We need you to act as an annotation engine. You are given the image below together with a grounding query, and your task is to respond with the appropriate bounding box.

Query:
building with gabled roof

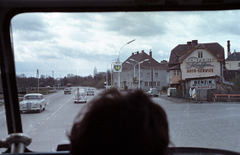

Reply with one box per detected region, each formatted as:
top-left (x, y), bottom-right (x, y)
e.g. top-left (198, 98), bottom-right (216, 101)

top-left (169, 40), bottom-right (225, 100)
top-left (224, 40), bottom-right (240, 81)
top-left (226, 50), bottom-right (240, 70)
top-left (112, 50), bottom-right (169, 91)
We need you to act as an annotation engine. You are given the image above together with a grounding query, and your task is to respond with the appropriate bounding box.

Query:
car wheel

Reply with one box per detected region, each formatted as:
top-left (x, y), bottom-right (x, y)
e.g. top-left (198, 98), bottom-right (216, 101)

top-left (38, 106), bottom-right (42, 113)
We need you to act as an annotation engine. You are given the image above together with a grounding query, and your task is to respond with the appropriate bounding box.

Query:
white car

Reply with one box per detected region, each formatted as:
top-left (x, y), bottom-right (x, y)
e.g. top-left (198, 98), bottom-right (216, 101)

top-left (86, 88), bottom-right (94, 96)
top-left (74, 88), bottom-right (87, 103)
top-left (19, 93), bottom-right (46, 113)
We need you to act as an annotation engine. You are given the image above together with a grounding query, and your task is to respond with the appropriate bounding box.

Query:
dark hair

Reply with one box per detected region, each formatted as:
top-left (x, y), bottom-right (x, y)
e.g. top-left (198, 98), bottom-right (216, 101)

top-left (69, 89), bottom-right (169, 155)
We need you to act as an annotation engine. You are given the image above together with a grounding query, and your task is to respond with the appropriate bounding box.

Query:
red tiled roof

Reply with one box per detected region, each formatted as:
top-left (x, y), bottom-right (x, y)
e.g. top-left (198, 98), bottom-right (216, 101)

top-left (122, 50), bottom-right (168, 70)
top-left (169, 41), bottom-right (225, 66)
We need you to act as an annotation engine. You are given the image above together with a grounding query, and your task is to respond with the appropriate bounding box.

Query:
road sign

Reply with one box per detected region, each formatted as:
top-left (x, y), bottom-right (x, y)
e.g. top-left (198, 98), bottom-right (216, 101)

top-left (112, 62), bottom-right (122, 72)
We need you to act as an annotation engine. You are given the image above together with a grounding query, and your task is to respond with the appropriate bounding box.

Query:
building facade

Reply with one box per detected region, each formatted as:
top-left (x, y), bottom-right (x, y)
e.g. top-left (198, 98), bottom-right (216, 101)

top-left (112, 50), bottom-right (169, 92)
top-left (225, 51), bottom-right (240, 70)
top-left (169, 40), bottom-right (225, 100)
top-left (224, 40), bottom-right (240, 81)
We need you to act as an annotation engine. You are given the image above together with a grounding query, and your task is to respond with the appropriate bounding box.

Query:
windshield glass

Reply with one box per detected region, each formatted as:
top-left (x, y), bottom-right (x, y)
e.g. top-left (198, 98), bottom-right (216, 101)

top-left (24, 95), bottom-right (40, 100)
top-left (1, 10), bottom-right (239, 153)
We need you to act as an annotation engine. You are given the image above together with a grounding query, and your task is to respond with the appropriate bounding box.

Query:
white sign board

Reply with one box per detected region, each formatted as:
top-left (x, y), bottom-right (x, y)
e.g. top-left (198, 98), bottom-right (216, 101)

top-left (190, 79), bottom-right (216, 89)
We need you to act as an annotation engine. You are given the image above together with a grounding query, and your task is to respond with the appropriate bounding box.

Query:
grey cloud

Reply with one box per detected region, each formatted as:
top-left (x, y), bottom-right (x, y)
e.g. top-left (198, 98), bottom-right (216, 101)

top-left (193, 11), bottom-right (240, 36)
top-left (12, 13), bottom-right (57, 42)
top-left (104, 13), bottom-right (166, 37)
top-left (12, 13), bottom-right (47, 32)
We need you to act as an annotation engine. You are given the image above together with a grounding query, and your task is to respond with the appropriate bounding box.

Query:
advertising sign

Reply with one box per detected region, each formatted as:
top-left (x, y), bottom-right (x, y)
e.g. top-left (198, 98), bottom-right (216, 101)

top-left (192, 88), bottom-right (196, 98)
top-left (112, 62), bottom-right (122, 72)
top-left (186, 56), bottom-right (214, 73)
top-left (190, 79), bottom-right (216, 89)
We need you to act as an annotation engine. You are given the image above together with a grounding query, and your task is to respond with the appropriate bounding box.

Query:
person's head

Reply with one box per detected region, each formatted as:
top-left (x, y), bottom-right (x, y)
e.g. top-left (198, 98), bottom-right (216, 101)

top-left (69, 89), bottom-right (169, 155)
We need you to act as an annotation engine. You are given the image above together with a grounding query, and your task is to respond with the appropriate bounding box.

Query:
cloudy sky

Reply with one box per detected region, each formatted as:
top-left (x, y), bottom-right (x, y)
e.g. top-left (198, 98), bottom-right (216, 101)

top-left (11, 10), bottom-right (240, 78)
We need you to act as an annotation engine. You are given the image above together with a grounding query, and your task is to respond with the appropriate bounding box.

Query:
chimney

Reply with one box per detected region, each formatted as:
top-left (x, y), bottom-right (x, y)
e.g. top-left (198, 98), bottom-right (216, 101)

top-left (132, 53), bottom-right (134, 55)
top-left (142, 50), bottom-right (144, 53)
top-left (192, 40), bottom-right (198, 48)
top-left (187, 41), bottom-right (192, 50)
top-left (149, 49), bottom-right (152, 57)
top-left (137, 51), bottom-right (139, 54)
top-left (227, 40), bottom-right (231, 57)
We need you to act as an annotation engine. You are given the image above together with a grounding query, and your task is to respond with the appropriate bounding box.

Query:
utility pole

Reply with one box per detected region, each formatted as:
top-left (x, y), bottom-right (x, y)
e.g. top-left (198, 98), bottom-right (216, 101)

top-left (37, 69), bottom-right (39, 92)
top-left (52, 71), bottom-right (54, 88)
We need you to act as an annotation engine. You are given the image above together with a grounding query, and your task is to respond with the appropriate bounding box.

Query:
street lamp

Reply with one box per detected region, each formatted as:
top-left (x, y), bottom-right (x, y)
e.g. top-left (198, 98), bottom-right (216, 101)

top-left (118, 39), bottom-right (135, 61)
top-left (116, 39), bottom-right (135, 89)
top-left (106, 59), bottom-right (117, 89)
top-left (126, 61), bottom-right (138, 89)
top-left (130, 58), bottom-right (149, 89)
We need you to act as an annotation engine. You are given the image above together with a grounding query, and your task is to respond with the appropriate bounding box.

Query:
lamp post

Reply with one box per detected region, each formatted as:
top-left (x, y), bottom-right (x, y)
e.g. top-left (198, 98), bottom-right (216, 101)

top-left (116, 39), bottom-right (135, 89)
top-left (126, 61), bottom-right (138, 89)
top-left (106, 59), bottom-right (117, 89)
top-left (130, 58), bottom-right (149, 89)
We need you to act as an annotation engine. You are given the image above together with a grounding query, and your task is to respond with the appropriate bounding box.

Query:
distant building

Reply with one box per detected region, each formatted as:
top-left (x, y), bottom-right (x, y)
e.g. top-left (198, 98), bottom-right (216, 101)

top-left (112, 50), bottom-right (169, 91)
top-left (224, 40), bottom-right (240, 80)
top-left (169, 40), bottom-right (225, 100)
top-left (225, 52), bottom-right (240, 71)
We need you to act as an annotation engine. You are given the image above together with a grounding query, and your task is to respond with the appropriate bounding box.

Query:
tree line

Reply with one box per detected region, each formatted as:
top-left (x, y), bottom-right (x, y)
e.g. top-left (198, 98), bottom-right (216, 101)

top-left (15, 70), bottom-right (111, 91)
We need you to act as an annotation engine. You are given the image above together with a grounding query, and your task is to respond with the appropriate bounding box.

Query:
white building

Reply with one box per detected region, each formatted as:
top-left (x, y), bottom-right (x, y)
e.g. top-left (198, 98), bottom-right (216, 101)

top-left (169, 40), bottom-right (225, 100)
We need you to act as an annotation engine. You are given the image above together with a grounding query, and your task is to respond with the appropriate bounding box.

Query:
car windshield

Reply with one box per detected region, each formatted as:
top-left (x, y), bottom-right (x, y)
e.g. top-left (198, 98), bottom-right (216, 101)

top-left (24, 95), bottom-right (40, 100)
top-left (1, 10), bottom-right (240, 153)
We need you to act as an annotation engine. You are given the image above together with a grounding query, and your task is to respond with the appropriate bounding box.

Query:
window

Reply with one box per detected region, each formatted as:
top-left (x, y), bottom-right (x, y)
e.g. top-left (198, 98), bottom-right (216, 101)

top-left (238, 62), bottom-right (240, 67)
top-left (173, 70), bottom-right (180, 76)
top-left (149, 82), bottom-right (152, 86)
top-left (4, 8), bottom-right (240, 154)
top-left (155, 73), bottom-right (158, 77)
top-left (153, 82), bottom-right (156, 87)
top-left (198, 51), bottom-right (203, 58)
top-left (145, 82), bottom-right (148, 86)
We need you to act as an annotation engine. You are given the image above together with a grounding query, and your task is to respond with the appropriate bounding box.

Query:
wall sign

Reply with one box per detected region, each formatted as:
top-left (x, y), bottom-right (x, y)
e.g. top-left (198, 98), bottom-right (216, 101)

top-left (190, 79), bottom-right (216, 89)
top-left (187, 69), bottom-right (213, 73)
top-left (186, 57), bottom-right (214, 69)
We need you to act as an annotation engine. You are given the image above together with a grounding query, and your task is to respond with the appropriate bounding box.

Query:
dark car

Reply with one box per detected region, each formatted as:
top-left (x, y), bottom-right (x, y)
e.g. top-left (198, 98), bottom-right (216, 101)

top-left (147, 88), bottom-right (159, 97)
top-left (64, 88), bottom-right (71, 94)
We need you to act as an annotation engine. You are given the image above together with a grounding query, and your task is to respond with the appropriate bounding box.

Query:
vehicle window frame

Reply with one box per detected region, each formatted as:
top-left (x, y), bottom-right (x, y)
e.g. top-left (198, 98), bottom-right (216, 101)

top-left (1, 0), bottom-right (240, 154)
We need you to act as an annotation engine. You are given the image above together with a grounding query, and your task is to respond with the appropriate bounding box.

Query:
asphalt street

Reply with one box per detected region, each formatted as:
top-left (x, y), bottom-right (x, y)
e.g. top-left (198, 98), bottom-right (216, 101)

top-left (0, 89), bottom-right (240, 153)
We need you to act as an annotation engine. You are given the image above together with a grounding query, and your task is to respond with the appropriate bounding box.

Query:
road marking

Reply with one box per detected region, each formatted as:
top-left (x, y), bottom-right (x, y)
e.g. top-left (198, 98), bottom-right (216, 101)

top-left (30, 96), bottom-right (74, 134)
top-left (226, 108), bottom-right (240, 111)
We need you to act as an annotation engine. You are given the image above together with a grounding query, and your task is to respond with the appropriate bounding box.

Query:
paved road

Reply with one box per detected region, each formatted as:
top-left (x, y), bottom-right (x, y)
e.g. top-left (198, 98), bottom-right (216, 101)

top-left (152, 96), bottom-right (240, 153)
top-left (1, 90), bottom-right (240, 153)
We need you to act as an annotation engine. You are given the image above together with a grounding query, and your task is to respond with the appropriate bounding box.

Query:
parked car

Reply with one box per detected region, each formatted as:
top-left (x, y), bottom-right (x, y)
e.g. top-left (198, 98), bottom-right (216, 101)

top-left (74, 88), bottom-right (87, 103)
top-left (19, 93), bottom-right (46, 113)
top-left (147, 88), bottom-right (159, 97)
top-left (64, 88), bottom-right (71, 94)
top-left (86, 88), bottom-right (94, 96)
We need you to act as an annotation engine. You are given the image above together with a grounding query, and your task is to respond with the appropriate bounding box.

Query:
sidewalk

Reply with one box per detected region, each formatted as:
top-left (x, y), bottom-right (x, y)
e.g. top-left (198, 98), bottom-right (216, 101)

top-left (158, 94), bottom-right (206, 103)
